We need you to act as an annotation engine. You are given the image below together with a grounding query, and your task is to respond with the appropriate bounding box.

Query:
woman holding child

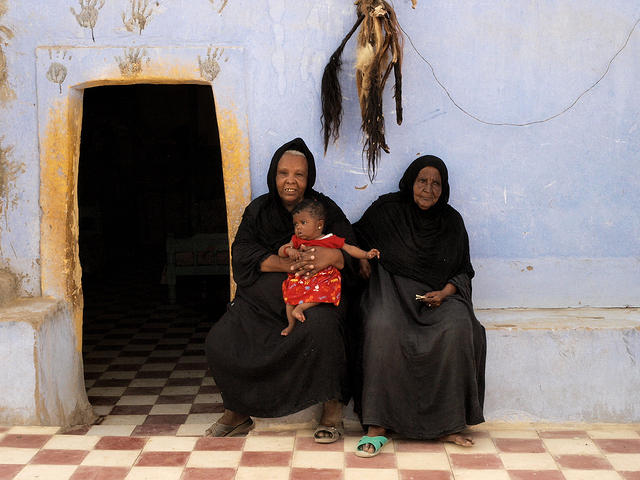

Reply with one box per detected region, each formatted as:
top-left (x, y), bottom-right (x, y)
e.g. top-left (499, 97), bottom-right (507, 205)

top-left (353, 155), bottom-right (486, 456)
top-left (204, 137), bottom-right (356, 441)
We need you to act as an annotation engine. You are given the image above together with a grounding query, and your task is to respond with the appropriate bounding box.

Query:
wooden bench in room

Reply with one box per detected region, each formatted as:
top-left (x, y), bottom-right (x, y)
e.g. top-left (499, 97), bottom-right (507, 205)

top-left (165, 233), bottom-right (230, 304)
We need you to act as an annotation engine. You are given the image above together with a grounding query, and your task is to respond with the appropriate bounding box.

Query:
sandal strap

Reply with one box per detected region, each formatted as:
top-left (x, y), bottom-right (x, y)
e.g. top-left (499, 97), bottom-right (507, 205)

top-left (356, 435), bottom-right (388, 452)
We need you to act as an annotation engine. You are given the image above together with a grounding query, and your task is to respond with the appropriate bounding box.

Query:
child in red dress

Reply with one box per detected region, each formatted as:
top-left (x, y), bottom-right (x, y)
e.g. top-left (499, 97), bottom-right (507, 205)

top-left (278, 199), bottom-right (379, 336)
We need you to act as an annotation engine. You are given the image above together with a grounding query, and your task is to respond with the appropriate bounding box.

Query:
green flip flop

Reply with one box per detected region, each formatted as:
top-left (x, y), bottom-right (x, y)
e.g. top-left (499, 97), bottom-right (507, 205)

top-left (355, 435), bottom-right (389, 457)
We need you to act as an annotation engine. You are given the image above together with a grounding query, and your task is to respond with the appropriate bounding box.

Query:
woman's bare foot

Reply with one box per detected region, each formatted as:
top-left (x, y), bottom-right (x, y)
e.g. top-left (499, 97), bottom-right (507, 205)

top-left (358, 425), bottom-right (388, 454)
top-left (439, 433), bottom-right (474, 447)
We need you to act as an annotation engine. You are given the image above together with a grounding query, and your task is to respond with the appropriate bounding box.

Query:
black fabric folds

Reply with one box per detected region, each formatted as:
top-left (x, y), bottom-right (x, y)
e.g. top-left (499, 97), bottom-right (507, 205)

top-left (352, 156), bottom-right (486, 439)
top-left (205, 138), bottom-right (356, 418)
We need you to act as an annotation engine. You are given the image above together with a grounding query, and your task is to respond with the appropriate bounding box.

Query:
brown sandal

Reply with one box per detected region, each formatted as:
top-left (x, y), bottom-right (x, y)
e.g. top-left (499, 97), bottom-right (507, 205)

top-left (313, 423), bottom-right (344, 444)
top-left (205, 418), bottom-right (254, 437)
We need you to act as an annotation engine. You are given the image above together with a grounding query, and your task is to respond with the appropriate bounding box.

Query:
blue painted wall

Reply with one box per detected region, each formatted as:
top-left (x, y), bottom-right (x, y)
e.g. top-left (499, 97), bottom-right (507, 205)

top-left (0, 0), bottom-right (638, 308)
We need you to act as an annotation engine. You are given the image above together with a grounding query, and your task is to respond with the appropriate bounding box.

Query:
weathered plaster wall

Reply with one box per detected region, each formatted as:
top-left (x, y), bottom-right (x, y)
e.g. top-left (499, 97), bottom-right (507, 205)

top-left (0, 0), bottom-right (638, 308)
top-left (0, 298), bottom-right (93, 425)
top-left (479, 308), bottom-right (640, 422)
top-left (0, 319), bottom-right (36, 421)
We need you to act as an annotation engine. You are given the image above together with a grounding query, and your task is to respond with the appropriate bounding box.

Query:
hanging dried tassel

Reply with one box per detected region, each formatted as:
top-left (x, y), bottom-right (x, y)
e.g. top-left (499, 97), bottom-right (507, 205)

top-left (321, 14), bottom-right (365, 154)
top-left (355, 0), bottom-right (403, 179)
top-left (361, 59), bottom-right (389, 181)
top-left (320, 0), bottom-right (404, 180)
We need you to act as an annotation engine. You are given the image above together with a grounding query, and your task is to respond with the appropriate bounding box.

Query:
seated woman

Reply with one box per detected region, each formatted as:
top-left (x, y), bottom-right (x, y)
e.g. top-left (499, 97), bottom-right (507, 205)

top-left (352, 155), bottom-right (486, 457)
top-left (204, 138), bottom-right (356, 442)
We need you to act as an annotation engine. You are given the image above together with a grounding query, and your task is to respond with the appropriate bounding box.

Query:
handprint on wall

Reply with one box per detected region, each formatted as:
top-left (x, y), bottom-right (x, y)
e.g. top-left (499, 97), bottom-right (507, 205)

top-left (122, 0), bottom-right (153, 35)
top-left (115, 47), bottom-right (150, 77)
top-left (209, 0), bottom-right (229, 14)
top-left (70, 0), bottom-right (105, 42)
top-left (46, 50), bottom-right (71, 94)
top-left (198, 47), bottom-right (225, 82)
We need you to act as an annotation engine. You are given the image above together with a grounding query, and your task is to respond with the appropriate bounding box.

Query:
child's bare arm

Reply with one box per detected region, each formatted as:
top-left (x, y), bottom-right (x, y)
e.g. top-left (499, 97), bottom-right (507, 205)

top-left (279, 242), bottom-right (302, 260)
top-left (278, 242), bottom-right (294, 258)
top-left (342, 243), bottom-right (380, 260)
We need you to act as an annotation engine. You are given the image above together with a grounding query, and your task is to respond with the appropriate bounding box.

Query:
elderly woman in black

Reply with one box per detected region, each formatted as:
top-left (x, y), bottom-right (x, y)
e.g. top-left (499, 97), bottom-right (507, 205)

top-left (353, 155), bottom-right (486, 456)
top-left (204, 138), bottom-right (355, 442)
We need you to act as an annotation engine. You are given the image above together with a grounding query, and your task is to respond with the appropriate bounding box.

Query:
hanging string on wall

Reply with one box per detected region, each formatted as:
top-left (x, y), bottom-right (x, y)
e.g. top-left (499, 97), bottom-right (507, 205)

top-left (398, 15), bottom-right (640, 127)
top-left (321, 0), bottom-right (408, 181)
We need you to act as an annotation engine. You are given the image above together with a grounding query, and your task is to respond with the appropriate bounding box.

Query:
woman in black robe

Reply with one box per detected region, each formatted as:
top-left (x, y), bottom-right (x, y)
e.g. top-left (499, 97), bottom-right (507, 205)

top-left (353, 155), bottom-right (486, 456)
top-left (204, 138), bottom-right (356, 441)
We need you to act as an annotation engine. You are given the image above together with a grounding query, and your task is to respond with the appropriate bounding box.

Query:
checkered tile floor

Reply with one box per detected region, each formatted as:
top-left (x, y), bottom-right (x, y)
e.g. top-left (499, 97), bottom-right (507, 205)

top-left (2, 274), bottom-right (640, 478)
top-left (81, 271), bottom-right (227, 437)
top-left (1, 425), bottom-right (639, 479)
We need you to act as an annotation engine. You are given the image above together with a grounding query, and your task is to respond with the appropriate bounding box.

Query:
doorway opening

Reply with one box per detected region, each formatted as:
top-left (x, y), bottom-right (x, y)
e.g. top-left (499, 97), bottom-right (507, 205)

top-left (78, 84), bottom-right (228, 434)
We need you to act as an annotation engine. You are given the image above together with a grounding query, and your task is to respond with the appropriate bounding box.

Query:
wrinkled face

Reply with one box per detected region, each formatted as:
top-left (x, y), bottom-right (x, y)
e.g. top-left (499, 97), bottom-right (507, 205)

top-left (413, 166), bottom-right (442, 210)
top-left (293, 210), bottom-right (324, 241)
top-left (276, 153), bottom-right (308, 211)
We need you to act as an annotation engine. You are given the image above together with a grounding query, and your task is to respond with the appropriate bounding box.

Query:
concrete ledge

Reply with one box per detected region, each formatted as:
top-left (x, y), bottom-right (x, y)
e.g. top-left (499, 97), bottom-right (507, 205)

top-left (264, 308), bottom-right (640, 428)
top-left (0, 297), bottom-right (95, 426)
top-left (479, 307), bottom-right (640, 423)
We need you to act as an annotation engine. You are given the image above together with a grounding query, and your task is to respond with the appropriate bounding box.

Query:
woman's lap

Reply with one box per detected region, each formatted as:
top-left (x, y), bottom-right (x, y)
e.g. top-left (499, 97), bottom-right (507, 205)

top-left (360, 268), bottom-right (484, 438)
top-left (205, 293), bottom-right (349, 417)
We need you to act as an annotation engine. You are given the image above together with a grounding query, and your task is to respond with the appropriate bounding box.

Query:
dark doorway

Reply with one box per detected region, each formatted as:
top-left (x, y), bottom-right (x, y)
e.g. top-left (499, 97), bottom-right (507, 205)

top-left (77, 85), bottom-right (229, 430)
top-left (78, 84), bottom-right (229, 307)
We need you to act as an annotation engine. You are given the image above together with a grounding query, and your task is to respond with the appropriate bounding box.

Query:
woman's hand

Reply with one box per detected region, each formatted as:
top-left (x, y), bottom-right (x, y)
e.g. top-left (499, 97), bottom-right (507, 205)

top-left (290, 245), bottom-right (344, 277)
top-left (419, 283), bottom-right (457, 308)
top-left (420, 290), bottom-right (447, 307)
top-left (359, 259), bottom-right (372, 279)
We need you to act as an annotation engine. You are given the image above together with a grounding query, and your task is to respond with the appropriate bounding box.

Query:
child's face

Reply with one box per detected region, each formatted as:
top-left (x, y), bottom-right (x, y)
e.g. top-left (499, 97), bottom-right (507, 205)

top-left (293, 210), bottom-right (324, 240)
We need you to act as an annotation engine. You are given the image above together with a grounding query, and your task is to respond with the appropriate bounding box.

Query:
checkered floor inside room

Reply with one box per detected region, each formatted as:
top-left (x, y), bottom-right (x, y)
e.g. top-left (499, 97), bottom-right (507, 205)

top-left (79, 270), bottom-right (229, 437)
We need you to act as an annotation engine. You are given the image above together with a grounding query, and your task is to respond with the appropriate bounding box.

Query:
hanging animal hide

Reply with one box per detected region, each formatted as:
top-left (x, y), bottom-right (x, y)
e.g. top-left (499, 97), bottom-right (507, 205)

top-left (321, 0), bottom-right (404, 181)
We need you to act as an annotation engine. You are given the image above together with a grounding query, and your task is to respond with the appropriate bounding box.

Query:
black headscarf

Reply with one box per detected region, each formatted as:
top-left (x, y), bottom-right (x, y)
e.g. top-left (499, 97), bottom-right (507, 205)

top-left (354, 155), bottom-right (474, 290)
top-left (398, 155), bottom-right (450, 213)
top-left (232, 138), bottom-right (355, 287)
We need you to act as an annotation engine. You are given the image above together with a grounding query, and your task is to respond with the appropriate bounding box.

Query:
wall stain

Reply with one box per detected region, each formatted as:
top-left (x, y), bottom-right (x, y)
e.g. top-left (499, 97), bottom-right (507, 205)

top-left (122, 0), bottom-right (153, 35)
top-left (0, 138), bottom-right (24, 228)
top-left (198, 47), bottom-right (225, 82)
top-left (40, 98), bottom-right (84, 350)
top-left (209, 0), bottom-right (229, 14)
top-left (0, 0), bottom-right (14, 103)
top-left (216, 107), bottom-right (251, 297)
top-left (70, 0), bottom-right (105, 42)
top-left (46, 50), bottom-right (71, 94)
top-left (115, 47), bottom-right (150, 77)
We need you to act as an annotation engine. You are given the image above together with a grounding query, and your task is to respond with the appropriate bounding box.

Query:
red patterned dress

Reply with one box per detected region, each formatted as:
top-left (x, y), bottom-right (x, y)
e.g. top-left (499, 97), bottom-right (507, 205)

top-left (282, 233), bottom-right (345, 306)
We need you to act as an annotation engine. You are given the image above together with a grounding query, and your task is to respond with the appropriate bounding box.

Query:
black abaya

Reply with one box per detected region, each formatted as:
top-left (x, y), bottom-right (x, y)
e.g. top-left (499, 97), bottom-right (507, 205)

top-left (354, 156), bottom-right (486, 438)
top-left (205, 138), bottom-right (355, 417)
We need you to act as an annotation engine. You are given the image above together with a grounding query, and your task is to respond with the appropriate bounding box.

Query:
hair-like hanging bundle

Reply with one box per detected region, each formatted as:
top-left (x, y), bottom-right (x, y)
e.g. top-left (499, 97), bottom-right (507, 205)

top-left (320, 0), bottom-right (404, 181)
top-left (321, 14), bottom-right (364, 154)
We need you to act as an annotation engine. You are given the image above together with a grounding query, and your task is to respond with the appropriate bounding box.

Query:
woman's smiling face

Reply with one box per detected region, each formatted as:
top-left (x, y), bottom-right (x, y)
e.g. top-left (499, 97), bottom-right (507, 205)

top-left (413, 166), bottom-right (442, 210)
top-left (276, 152), bottom-right (308, 211)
